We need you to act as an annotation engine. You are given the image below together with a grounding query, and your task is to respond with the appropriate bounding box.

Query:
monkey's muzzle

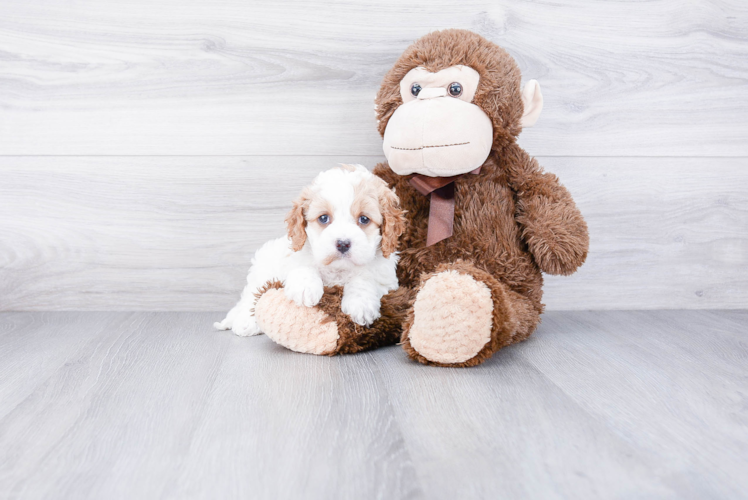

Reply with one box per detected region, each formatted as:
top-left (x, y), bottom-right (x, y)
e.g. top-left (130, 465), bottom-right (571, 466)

top-left (383, 94), bottom-right (493, 177)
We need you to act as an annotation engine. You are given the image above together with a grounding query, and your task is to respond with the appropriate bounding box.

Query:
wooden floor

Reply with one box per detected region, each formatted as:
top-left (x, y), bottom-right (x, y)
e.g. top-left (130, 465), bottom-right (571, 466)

top-left (1, 310), bottom-right (746, 499)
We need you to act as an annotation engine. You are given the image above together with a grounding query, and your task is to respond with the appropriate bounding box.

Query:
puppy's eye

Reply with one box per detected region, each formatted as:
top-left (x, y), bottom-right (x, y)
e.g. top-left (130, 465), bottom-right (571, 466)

top-left (358, 215), bottom-right (370, 225)
top-left (448, 82), bottom-right (463, 97)
top-left (318, 214), bottom-right (330, 224)
top-left (410, 83), bottom-right (422, 97)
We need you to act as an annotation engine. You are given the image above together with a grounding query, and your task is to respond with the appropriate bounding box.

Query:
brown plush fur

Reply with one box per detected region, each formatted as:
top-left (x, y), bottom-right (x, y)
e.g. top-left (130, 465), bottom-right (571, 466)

top-left (370, 29), bottom-right (588, 366)
top-left (254, 29), bottom-right (588, 367)
top-left (318, 285), bottom-right (414, 355)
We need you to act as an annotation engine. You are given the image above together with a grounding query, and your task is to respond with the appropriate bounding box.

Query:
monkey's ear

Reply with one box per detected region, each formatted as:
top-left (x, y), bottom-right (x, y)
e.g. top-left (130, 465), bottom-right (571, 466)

top-left (520, 80), bottom-right (543, 128)
top-left (285, 188), bottom-right (311, 252)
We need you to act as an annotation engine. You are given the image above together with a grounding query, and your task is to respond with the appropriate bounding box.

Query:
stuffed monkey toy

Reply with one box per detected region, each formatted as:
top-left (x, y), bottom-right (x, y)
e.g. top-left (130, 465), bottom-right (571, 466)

top-left (253, 29), bottom-right (589, 367)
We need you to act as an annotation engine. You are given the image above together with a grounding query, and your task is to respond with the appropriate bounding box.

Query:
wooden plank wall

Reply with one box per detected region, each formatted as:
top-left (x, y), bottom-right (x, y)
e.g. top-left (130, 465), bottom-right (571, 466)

top-left (1, 0), bottom-right (746, 311)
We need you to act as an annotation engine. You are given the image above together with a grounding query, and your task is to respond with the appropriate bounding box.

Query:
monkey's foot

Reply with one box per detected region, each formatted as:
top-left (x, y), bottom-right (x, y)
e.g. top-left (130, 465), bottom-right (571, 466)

top-left (254, 282), bottom-right (405, 356)
top-left (254, 282), bottom-right (339, 355)
top-left (403, 262), bottom-right (516, 366)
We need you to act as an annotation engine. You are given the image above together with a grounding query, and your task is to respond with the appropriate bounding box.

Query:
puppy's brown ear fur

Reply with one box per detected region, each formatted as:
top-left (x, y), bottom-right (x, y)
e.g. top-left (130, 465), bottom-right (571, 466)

top-left (285, 187), bottom-right (312, 252)
top-left (378, 184), bottom-right (406, 258)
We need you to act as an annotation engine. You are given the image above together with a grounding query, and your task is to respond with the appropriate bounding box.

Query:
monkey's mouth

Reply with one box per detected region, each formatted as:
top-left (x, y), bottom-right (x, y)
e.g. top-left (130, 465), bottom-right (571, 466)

top-left (390, 141), bottom-right (470, 151)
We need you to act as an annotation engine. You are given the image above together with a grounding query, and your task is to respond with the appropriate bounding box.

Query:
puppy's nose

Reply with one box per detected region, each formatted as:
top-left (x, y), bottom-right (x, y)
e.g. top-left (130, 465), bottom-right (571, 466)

top-left (336, 239), bottom-right (351, 254)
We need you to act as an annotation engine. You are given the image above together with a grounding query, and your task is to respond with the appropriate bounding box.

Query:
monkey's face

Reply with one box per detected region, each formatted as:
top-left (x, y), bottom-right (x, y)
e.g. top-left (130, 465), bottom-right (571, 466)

top-left (382, 65), bottom-right (493, 177)
top-left (376, 30), bottom-right (545, 179)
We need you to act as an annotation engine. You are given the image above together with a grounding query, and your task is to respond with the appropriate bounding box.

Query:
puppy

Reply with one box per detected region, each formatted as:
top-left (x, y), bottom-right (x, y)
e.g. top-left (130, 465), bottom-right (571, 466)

top-left (215, 164), bottom-right (405, 337)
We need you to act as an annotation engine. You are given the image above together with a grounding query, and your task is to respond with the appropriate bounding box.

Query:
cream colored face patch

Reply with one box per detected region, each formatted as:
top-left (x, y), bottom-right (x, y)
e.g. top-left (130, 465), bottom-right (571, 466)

top-left (383, 65), bottom-right (493, 177)
top-left (399, 65), bottom-right (481, 104)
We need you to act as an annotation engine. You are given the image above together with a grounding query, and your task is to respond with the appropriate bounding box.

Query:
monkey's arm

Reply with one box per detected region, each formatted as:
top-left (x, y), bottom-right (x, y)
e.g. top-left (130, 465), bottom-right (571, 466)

top-left (503, 147), bottom-right (589, 276)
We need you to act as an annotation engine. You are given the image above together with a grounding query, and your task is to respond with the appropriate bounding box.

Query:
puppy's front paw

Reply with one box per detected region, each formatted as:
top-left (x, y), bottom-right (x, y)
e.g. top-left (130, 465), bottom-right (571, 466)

top-left (341, 294), bottom-right (381, 326)
top-left (284, 272), bottom-right (324, 307)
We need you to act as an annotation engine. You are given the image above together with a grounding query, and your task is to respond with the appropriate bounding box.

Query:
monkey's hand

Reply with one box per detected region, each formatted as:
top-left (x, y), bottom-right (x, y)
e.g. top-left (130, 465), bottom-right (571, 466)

top-left (514, 172), bottom-right (589, 276)
top-left (502, 146), bottom-right (589, 276)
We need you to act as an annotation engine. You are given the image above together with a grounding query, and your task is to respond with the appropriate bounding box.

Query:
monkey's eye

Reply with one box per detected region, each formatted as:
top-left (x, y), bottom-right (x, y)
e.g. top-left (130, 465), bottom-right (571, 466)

top-left (358, 215), bottom-right (370, 225)
top-left (410, 83), bottom-right (422, 97)
top-left (318, 214), bottom-right (330, 224)
top-left (448, 82), bottom-right (463, 97)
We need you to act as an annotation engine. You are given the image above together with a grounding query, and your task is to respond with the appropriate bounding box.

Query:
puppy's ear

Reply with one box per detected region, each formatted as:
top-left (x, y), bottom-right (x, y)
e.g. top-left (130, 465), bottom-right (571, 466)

top-left (377, 183), bottom-right (406, 258)
top-left (285, 187), bottom-right (311, 252)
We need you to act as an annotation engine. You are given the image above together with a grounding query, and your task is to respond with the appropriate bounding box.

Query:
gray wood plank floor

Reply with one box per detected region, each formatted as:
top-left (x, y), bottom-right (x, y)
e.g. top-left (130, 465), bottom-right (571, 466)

top-left (1, 311), bottom-right (746, 499)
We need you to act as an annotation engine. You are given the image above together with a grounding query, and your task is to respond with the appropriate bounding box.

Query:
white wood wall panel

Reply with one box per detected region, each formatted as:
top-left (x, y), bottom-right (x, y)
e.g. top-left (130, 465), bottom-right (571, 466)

top-left (1, 157), bottom-right (746, 311)
top-left (1, 0), bottom-right (745, 311)
top-left (0, 0), bottom-right (746, 156)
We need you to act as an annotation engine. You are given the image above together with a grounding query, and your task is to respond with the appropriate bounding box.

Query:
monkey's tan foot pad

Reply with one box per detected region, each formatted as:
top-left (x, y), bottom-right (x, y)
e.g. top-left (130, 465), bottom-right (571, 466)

top-left (254, 287), bottom-right (339, 355)
top-left (404, 270), bottom-right (494, 366)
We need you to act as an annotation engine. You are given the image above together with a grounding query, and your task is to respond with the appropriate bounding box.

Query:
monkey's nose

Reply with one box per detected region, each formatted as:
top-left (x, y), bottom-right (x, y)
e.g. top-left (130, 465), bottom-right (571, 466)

top-left (335, 239), bottom-right (351, 254)
top-left (417, 87), bottom-right (447, 100)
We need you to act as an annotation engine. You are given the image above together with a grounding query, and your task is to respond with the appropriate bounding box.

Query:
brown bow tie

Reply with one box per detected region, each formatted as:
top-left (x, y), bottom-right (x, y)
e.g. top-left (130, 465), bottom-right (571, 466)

top-left (409, 167), bottom-right (482, 246)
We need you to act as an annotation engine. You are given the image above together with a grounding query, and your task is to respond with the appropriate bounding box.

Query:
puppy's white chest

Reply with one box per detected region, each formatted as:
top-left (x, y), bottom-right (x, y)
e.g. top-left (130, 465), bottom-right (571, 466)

top-left (319, 265), bottom-right (358, 286)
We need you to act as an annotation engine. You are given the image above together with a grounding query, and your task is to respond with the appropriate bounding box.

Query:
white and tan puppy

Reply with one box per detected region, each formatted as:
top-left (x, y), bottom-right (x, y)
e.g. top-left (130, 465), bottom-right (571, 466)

top-left (215, 164), bottom-right (405, 337)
